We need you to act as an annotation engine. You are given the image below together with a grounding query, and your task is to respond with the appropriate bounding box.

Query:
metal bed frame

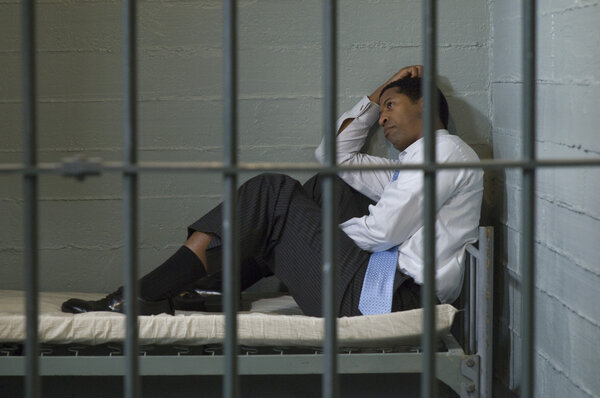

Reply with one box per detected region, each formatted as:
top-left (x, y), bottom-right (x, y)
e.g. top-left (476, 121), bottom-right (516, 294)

top-left (0, 226), bottom-right (493, 398)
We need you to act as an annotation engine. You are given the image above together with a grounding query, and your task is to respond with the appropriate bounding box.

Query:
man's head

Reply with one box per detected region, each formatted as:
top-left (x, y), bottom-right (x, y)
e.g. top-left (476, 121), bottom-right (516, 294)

top-left (377, 77), bottom-right (449, 151)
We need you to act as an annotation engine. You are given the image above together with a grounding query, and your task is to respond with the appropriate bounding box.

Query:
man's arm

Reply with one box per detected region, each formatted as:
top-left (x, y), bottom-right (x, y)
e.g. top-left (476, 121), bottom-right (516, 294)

top-left (315, 65), bottom-right (425, 200)
top-left (314, 96), bottom-right (393, 201)
top-left (340, 138), bottom-right (482, 252)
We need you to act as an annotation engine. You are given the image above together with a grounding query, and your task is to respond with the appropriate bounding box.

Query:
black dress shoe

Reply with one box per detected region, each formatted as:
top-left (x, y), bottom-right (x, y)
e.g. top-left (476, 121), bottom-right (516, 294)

top-left (172, 288), bottom-right (251, 312)
top-left (172, 289), bottom-right (224, 312)
top-left (61, 287), bottom-right (174, 315)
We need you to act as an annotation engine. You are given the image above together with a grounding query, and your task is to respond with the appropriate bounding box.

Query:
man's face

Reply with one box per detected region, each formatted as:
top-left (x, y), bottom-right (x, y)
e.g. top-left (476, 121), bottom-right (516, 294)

top-left (378, 89), bottom-right (423, 151)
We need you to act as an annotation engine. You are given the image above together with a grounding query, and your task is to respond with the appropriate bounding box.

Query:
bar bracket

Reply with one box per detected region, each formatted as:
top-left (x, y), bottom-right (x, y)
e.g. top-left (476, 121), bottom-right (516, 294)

top-left (460, 355), bottom-right (480, 398)
top-left (60, 155), bottom-right (102, 180)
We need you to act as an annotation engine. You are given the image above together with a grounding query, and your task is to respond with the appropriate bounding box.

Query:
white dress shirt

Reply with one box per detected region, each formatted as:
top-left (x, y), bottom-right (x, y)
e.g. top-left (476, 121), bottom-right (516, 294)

top-left (315, 96), bottom-right (483, 303)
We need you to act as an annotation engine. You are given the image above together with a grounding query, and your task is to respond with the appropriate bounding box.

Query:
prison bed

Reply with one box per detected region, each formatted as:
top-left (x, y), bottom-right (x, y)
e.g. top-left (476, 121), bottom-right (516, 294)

top-left (0, 227), bottom-right (492, 398)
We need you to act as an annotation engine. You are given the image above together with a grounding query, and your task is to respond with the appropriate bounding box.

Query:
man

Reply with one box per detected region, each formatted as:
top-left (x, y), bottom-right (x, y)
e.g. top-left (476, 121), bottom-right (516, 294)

top-left (62, 65), bottom-right (483, 317)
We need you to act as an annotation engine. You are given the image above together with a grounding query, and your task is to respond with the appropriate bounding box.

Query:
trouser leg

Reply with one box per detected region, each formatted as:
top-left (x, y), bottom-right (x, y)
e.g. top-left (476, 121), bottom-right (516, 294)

top-left (301, 173), bottom-right (377, 223)
top-left (187, 173), bottom-right (372, 317)
top-left (185, 254), bottom-right (274, 293)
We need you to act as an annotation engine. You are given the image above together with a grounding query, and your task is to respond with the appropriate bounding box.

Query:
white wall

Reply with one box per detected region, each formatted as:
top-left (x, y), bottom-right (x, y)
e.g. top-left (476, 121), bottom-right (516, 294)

top-left (490, 0), bottom-right (600, 396)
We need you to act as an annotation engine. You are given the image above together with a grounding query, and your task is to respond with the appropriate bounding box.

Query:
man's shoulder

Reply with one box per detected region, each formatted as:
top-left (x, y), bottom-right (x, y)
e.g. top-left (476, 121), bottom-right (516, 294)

top-left (436, 132), bottom-right (480, 162)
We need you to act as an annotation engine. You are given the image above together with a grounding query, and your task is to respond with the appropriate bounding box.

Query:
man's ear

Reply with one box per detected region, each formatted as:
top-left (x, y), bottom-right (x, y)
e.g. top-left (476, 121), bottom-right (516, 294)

top-left (416, 98), bottom-right (425, 121)
top-left (417, 97), bottom-right (424, 115)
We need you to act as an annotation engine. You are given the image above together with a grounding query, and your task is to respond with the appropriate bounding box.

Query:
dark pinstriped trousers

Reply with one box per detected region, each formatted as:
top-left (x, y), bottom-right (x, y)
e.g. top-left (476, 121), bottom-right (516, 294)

top-left (188, 173), bottom-right (421, 317)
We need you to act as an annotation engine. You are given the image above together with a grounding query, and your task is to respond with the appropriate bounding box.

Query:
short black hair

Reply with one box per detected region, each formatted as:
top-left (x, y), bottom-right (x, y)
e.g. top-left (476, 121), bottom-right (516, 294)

top-left (379, 77), bottom-right (449, 128)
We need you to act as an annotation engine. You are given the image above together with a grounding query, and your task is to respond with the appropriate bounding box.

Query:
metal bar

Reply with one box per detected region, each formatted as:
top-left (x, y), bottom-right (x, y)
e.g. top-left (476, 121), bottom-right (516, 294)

top-left (468, 254), bottom-right (476, 355)
top-left (223, 1), bottom-right (239, 397)
top-left (1, 353), bottom-right (470, 396)
top-left (0, 351), bottom-right (467, 376)
top-left (521, 0), bottom-right (537, 397)
top-left (122, 1), bottom-right (139, 397)
top-left (461, 254), bottom-right (470, 354)
top-left (2, 158), bottom-right (600, 175)
top-left (422, 0), bottom-right (438, 397)
top-left (22, 0), bottom-right (40, 397)
top-left (477, 227), bottom-right (494, 398)
top-left (322, 1), bottom-right (339, 398)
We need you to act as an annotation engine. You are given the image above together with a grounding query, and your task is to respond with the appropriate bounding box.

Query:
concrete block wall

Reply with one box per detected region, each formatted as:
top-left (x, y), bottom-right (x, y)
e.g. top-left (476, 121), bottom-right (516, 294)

top-left (490, 0), bottom-right (600, 397)
top-left (1, 0), bottom-right (490, 293)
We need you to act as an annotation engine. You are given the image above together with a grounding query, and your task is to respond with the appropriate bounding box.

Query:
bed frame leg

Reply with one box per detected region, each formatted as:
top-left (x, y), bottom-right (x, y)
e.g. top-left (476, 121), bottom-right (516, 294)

top-left (476, 226), bottom-right (494, 398)
top-left (460, 356), bottom-right (480, 397)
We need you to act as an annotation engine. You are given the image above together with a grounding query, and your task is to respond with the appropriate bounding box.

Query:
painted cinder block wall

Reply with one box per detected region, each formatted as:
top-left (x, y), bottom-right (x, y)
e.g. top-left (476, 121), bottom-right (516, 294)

top-left (489, 0), bottom-right (600, 397)
top-left (0, 0), bottom-right (491, 293)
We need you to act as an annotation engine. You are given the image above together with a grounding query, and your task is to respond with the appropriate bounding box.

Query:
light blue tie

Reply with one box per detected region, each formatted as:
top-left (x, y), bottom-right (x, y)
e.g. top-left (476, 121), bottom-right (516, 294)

top-left (358, 170), bottom-right (400, 315)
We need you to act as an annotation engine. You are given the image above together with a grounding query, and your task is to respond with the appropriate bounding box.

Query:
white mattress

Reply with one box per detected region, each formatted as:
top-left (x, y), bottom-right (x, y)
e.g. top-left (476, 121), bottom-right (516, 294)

top-left (0, 290), bottom-right (457, 347)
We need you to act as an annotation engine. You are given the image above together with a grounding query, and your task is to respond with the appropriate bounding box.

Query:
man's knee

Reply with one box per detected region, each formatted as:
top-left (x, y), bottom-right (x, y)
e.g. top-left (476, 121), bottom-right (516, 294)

top-left (244, 173), bottom-right (298, 190)
top-left (302, 173), bottom-right (346, 193)
top-left (302, 174), bottom-right (320, 191)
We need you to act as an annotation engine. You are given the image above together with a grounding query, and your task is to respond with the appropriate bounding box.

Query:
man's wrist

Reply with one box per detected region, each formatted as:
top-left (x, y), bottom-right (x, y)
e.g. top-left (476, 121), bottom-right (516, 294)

top-left (368, 82), bottom-right (389, 105)
top-left (367, 93), bottom-right (378, 104)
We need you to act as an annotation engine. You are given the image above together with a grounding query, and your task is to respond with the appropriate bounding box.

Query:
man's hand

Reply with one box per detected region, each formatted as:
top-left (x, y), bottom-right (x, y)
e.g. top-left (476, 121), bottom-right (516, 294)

top-left (337, 65), bottom-right (423, 136)
top-left (368, 65), bottom-right (423, 105)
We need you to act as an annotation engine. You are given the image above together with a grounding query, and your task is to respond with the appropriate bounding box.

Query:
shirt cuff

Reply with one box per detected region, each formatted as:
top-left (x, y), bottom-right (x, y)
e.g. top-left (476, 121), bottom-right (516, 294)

top-left (339, 216), bottom-right (372, 251)
top-left (335, 96), bottom-right (380, 131)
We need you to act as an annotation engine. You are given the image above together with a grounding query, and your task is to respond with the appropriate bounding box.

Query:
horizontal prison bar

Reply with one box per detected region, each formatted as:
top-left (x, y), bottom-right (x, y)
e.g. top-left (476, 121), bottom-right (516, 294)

top-left (1, 158), bottom-right (599, 177)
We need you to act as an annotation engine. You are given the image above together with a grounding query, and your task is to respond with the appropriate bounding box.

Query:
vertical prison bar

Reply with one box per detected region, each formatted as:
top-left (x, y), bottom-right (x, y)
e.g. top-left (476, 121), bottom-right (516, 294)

top-left (223, 1), bottom-right (240, 397)
top-left (521, 0), bottom-right (537, 397)
top-left (122, 0), bottom-right (140, 397)
top-left (22, 1), bottom-right (40, 397)
top-left (322, 1), bottom-right (339, 398)
top-left (422, 0), bottom-right (438, 397)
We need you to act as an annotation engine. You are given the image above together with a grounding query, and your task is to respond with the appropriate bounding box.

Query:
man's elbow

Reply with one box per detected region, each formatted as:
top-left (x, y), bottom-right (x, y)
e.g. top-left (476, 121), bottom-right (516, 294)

top-left (314, 146), bottom-right (325, 164)
top-left (361, 222), bottom-right (399, 251)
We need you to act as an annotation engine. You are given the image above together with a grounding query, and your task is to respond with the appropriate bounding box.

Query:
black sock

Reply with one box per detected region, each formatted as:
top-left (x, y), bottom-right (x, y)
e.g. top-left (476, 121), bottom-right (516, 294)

top-left (139, 246), bottom-right (207, 301)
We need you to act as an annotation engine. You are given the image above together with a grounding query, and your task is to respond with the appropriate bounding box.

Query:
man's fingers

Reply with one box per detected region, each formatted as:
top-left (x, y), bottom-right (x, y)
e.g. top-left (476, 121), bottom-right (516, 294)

top-left (392, 65), bottom-right (423, 81)
top-left (396, 69), bottom-right (412, 79)
top-left (405, 65), bottom-right (422, 78)
top-left (372, 65), bottom-right (425, 103)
